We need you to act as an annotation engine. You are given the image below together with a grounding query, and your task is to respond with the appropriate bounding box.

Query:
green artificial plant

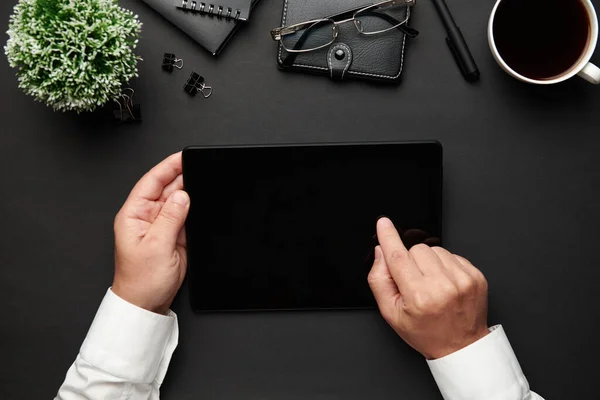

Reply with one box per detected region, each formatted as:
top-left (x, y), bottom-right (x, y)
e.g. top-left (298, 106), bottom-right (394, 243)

top-left (4, 0), bottom-right (142, 113)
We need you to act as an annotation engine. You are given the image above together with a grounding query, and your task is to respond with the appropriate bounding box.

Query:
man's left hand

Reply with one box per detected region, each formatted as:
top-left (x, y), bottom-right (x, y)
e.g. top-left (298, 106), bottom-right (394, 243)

top-left (112, 152), bottom-right (190, 315)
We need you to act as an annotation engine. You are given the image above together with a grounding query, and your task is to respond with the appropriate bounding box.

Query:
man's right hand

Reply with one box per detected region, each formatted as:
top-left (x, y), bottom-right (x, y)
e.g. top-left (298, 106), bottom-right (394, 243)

top-left (368, 217), bottom-right (490, 360)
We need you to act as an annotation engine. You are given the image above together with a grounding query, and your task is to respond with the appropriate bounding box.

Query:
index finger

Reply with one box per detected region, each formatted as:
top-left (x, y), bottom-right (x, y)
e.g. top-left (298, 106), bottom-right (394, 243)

top-left (128, 152), bottom-right (183, 201)
top-left (376, 217), bottom-right (423, 292)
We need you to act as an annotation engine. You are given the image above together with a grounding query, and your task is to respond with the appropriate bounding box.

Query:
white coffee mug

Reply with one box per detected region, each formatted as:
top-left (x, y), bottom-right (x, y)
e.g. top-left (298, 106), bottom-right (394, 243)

top-left (488, 0), bottom-right (600, 84)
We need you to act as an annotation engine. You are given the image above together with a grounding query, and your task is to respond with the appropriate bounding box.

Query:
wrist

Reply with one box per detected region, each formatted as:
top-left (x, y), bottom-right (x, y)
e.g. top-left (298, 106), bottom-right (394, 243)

top-left (427, 327), bottom-right (490, 360)
top-left (111, 284), bottom-right (170, 315)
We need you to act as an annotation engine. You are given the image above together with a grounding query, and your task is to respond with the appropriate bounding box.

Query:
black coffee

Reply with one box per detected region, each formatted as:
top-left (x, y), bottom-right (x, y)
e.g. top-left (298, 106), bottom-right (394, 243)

top-left (493, 0), bottom-right (590, 80)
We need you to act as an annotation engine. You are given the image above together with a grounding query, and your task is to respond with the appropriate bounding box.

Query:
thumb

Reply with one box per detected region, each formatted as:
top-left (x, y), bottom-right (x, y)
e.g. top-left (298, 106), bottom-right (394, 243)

top-left (148, 190), bottom-right (190, 247)
top-left (368, 246), bottom-right (400, 319)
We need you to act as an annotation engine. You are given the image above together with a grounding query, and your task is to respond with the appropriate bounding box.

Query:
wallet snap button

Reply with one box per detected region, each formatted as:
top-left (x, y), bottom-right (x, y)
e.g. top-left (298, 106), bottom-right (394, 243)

top-left (327, 43), bottom-right (352, 81)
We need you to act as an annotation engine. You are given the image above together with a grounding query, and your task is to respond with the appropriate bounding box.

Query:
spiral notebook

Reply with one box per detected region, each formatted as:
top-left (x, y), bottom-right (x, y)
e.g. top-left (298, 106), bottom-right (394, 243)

top-left (174, 0), bottom-right (252, 21)
top-left (142, 0), bottom-right (258, 56)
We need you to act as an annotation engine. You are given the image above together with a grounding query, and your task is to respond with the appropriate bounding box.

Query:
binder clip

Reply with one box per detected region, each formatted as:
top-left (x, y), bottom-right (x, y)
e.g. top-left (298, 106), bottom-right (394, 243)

top-left (113, 88), bottom-right (142, 123)
top-left (184, 72), bottom-right (213, 98)
top-left (162, 53), bottom-right (184, 72)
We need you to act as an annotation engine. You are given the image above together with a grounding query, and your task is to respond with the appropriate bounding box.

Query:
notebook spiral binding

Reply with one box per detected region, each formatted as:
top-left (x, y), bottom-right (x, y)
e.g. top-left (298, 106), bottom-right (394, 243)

top-left (177, 0), bottom-right (242, 20)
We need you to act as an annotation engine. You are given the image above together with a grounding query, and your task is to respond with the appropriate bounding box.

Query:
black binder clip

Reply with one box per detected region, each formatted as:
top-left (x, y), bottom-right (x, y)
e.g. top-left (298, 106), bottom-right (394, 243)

top-left (162, 53), bottom-right (184, 72)
top-left (184, 72), bottom-right (213, 98)
top-left (113, 88), bottom-right (142, 122)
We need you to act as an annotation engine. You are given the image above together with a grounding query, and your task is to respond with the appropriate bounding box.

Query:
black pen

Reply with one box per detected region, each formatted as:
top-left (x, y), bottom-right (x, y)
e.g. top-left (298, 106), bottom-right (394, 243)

top-left (431, 0), bottom-right (480, 82)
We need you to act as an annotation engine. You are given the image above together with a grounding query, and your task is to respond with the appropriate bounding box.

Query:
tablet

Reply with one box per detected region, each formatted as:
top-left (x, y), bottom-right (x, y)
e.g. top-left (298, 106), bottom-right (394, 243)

top-left (183, 142), bottom-right (442, 312)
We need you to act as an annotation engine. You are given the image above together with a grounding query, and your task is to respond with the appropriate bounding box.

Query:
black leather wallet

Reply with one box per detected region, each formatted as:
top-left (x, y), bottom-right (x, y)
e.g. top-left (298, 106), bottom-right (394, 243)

top-left (276, 0), bottom-right (416, 82)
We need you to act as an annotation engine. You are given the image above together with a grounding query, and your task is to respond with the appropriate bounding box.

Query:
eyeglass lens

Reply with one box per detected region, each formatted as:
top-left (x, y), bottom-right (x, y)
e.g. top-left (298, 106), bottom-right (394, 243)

top-left (281, 20), bottom-right (336, 52)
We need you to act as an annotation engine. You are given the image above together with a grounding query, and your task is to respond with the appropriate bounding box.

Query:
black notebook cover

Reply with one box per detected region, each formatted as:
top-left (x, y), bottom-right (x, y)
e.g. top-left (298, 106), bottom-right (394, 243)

top-left (142, 0), bottom-right (257, 55)
top-left (174, 0), bottom-right (253, 21)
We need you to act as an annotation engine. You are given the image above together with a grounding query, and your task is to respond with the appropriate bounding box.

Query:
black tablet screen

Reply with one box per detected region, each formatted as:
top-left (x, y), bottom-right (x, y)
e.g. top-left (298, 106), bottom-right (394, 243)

top-left (183, 142), bottom-right (442, 311)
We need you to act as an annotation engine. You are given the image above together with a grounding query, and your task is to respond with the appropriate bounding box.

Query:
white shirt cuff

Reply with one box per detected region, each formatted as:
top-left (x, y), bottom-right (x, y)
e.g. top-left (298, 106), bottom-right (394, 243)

top-left (427, 325), bottom-right (531, 400)
top-left (79, 288), bottom-right (179, 384)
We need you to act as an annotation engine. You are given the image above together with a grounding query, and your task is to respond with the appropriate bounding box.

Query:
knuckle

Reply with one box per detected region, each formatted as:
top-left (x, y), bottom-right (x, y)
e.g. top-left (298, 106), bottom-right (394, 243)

top-left (412, 291), bottom-right (436, 314)
top-left (479, 273), bottom-right (489, 292)
top-left (430, 246), bottom-right (447, 254)
top-left (410, 243), bottom-right (430, 254)
top-left (467, 266), bottom-right (487, 289)
top-left (367, 270), bottom-right (378, 287)
top-left (474, 268), bottom-right (486, 281)
top-left (456, 275), bottom-right (475, 295)
top-left (440, 280), bottom-right (460, 299)
top-left (458, 254), bottom-right (473, 266)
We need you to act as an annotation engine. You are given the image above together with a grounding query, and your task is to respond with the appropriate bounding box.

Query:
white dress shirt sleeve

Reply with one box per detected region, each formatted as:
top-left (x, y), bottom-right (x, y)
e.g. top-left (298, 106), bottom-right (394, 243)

top-left (55, 289), bottom-right (179, 400)
top-left (427, 325), bottom-right (544, 400)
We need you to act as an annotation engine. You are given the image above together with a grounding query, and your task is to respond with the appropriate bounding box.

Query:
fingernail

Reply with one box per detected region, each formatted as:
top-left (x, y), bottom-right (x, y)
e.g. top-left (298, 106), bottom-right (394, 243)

top-left (377, 215), bottom-right (389, 222)
top-left (377, 217), bottom-right (393, 228)
top-left (172, 191), bottom-right (189, 206)
top-left (374, 246), bottom-right (382, 261)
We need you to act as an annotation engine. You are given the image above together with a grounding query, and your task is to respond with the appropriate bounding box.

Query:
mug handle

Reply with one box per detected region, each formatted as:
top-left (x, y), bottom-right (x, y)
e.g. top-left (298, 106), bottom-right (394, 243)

top-left (578, 62), bottom-right (600, 84)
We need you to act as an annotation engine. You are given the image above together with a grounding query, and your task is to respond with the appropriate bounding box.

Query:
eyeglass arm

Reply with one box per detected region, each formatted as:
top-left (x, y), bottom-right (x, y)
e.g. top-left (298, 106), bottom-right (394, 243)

top-left (271, 19), bottom-right (329, 40)
top-left (325, 0), bottom-right (415, 21)
top-left (371, 0), bottom-right (416, 10)
top-left (361, 10), bottom-right (419, 38)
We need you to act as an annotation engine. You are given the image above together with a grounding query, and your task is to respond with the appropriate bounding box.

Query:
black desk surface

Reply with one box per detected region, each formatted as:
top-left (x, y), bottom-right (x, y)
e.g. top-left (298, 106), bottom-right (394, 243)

top-left (1, 0), bottom-right (599, 398)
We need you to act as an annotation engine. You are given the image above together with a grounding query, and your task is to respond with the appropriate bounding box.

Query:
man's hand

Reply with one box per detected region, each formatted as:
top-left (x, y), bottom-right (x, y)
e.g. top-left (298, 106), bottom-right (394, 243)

top-left (368, 217), bottom-right (489, 360)
top-left (112, 152), bottom-right (190, 315)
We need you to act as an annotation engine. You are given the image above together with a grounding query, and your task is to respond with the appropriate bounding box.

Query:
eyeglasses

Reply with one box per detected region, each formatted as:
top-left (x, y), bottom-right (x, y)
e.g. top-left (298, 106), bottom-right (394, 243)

top-left (271, 0), bottom-right (416, 53)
